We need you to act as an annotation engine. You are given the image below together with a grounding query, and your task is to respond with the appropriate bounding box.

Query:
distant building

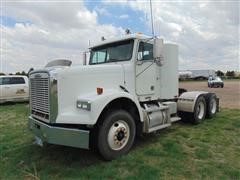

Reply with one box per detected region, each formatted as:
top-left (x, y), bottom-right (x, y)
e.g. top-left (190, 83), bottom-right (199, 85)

top-left (179, 71), bottom-right (193, 80)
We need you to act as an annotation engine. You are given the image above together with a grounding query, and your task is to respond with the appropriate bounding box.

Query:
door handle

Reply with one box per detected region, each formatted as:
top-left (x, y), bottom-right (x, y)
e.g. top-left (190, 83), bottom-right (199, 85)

top-left (4, 86), bottom-right (10, 89)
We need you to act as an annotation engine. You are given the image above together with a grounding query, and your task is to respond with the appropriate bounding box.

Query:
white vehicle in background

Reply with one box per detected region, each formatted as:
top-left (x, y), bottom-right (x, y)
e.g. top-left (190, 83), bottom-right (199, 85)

top-left (208, 76), bottom-right (224, 88)
top-left (0, 75), bottom-right (29, 103)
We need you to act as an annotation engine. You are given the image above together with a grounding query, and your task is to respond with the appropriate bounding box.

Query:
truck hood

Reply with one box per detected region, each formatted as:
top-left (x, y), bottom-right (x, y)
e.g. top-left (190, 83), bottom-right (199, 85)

top-left (57, 64), bottom-right (125, 114)
top-left (30, 66), bottom-right (69, 80)
top-left (58, 64), bottom-right (125, 83)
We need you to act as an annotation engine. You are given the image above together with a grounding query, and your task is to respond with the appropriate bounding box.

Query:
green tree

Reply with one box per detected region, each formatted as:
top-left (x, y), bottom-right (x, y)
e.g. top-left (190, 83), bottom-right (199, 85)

top-left (21, 71), bottom-right (27, 76)
top-left (216, 70), bottom-right (224, 77)
top-left (226, 71), bottom-right (235, 77)
top-left (15, 71), bottom-right (27, 76)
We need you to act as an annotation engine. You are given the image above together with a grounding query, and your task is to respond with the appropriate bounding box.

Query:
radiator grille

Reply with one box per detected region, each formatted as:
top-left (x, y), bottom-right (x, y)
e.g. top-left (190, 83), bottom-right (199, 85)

top-left (30, 73), bottom-right (50, 122)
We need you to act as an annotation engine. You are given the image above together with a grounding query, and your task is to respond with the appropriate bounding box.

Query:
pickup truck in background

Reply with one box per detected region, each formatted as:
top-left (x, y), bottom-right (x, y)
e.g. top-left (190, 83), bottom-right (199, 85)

top-left (0, 75), bottom-right (29, 103)
top-left (208, 76), bottom-right (224, 88)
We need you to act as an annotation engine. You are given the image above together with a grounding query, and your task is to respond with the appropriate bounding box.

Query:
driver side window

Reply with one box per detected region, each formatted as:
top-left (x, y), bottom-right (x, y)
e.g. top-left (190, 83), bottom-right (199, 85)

top-left (91, 50), bottom-right (106, 64)
top-left (137, 42), bottom-right (153, 61)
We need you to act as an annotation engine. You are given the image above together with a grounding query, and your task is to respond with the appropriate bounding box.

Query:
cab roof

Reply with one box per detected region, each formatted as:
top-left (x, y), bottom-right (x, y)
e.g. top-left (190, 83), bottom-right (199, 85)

top-left (90, 33), bottom-right (152, 49)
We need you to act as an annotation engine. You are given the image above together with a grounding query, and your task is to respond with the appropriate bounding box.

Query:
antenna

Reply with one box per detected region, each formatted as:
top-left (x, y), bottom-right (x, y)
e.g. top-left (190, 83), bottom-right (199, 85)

top-left (149, 0), bottom-right (155, 37)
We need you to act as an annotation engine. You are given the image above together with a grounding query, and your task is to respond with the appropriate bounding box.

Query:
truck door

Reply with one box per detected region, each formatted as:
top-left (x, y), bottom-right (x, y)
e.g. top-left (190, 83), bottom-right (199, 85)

top-left (10, 77), bottom-right (28, 99)
top-left (136, 41), bottom-right (156, 96)
top-left (0, 77), bottom-right (12, 100)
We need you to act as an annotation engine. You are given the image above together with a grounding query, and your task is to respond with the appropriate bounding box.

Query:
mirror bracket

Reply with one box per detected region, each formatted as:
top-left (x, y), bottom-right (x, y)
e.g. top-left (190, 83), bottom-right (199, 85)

top-left (153, 38), bottom-right (164, 66)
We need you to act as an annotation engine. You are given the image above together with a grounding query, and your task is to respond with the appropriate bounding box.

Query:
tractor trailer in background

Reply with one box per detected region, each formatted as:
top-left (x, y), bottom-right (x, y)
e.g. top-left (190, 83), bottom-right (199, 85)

top-left (191, 69), bottom-right (216, 80)
top-left (179, 69), bottom-right (216, 80)
top-left (28, 33), bottom-right (219, 160)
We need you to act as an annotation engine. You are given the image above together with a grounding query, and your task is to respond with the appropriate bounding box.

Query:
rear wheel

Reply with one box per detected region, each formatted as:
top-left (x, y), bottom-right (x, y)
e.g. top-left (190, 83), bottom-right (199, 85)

top-left (178, 111), bottom-right (190, 123)
top-left (206, 94), bottom-right (217, 118)
top-left (191, 96), bottom-right (206, 124)
top-left (97, 110), bottom-right (136, 160)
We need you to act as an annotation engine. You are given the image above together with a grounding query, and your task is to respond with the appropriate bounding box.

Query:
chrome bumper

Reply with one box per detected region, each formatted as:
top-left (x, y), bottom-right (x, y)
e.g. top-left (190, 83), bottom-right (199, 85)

top-left (29, 116), bottom-right (90, 149)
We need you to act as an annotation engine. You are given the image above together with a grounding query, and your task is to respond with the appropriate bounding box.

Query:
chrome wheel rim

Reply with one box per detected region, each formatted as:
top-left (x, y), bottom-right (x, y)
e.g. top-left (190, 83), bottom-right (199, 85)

top-left (210, 98), bottom-right (217, 114)
top-left (197, 101), bottom-right (205, 119)
top-left (107, 120), bottom-right (130, 151)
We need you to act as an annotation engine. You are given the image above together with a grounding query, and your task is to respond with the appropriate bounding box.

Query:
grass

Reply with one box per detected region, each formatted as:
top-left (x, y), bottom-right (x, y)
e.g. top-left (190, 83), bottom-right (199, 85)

top-left (0, 103), bottom-right (240, 179)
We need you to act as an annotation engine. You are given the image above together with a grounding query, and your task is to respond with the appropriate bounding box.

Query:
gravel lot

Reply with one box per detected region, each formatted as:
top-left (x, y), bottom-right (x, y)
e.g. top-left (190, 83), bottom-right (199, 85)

top-left (179, 80), bottom-right (240, 109)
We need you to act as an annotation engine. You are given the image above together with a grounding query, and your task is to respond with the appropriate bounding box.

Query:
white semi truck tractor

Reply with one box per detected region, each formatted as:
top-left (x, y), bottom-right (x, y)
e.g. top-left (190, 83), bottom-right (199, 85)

top-left (28, 33), bottom-right (219, 160)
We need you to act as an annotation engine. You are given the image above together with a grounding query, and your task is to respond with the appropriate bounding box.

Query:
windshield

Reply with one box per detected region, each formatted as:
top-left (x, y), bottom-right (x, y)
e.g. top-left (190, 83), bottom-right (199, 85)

top-left (210, 76), bottom-right (221, 81)
top-left (215, 77), bottom-right (221, 81)
top-left (89, 39), bottom-right (134, 65)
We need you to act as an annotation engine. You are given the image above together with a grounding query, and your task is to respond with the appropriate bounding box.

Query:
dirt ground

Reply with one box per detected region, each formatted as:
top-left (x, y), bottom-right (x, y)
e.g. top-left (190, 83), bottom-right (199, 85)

top-left (179, 80), bottom-right (240, 109)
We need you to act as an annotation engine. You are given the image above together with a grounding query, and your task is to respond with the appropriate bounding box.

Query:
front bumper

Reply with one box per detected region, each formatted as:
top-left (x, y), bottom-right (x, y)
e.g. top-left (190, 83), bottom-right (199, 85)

top-left (29, 116), bottom-right (90, 149)
top-left (212, 82), bottom-right (223, 86)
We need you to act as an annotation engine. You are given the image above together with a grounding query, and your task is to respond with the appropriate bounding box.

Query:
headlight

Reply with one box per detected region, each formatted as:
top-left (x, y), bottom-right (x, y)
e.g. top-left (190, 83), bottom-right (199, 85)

top-left (76, 100), bottom-right (91, 111)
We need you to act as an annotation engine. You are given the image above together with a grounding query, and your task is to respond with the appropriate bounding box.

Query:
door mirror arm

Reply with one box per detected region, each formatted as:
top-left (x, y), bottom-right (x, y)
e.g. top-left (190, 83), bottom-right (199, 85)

top-left (153, 38), bottom-right (164, 66)
top-left (154, 55), bottom-right (164, 66)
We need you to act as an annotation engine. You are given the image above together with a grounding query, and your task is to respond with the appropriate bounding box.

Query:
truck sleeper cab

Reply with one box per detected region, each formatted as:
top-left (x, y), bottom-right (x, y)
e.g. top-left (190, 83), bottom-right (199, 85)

top-left (28, 34), bottom-right (219, 160)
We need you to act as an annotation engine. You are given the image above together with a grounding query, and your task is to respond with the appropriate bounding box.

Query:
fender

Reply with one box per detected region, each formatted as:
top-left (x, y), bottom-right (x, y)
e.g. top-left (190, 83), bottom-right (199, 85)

top-left (56, 89), bottom-right (143, 125)
top-left (177, 91), bottom-right (208, 113)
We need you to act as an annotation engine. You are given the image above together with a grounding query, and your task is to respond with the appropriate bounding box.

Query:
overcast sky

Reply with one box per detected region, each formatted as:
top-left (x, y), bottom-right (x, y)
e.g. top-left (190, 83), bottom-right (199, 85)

top-left (0, 0), bottom-right (239, 73)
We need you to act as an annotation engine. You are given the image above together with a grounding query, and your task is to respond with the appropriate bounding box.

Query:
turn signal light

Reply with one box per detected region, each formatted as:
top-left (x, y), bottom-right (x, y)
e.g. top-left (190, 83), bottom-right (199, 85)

top-left (97, 87), bottom-right (103, 95)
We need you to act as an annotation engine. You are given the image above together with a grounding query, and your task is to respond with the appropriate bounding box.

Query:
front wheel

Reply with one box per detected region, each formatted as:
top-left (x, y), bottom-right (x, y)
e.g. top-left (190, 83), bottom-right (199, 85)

top-left (97, 110), bottom-right (136, 160)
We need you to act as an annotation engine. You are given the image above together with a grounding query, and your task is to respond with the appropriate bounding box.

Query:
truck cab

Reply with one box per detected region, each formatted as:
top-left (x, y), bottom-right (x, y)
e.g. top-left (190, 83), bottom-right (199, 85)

top-left (28, 34), bottom-right (219, 160)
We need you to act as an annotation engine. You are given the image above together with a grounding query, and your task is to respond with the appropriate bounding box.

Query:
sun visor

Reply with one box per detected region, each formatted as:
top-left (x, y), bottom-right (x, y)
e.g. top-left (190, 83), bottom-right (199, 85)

top-left (45, 59), bottom-right (72, 68)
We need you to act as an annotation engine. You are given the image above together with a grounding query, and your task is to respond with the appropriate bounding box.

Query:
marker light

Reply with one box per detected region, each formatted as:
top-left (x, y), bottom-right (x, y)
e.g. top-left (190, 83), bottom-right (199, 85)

top-left (97, 87), bottom-right (103, 95)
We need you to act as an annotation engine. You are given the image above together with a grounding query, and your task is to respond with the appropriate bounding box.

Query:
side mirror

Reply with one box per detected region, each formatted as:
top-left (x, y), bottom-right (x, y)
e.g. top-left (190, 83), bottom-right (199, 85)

top-left (153, 38), bottom-right (164, 66)
top-left (27, 67), bottom-right (34, 76)
top-left (82, 51), bottom-right (87, 65)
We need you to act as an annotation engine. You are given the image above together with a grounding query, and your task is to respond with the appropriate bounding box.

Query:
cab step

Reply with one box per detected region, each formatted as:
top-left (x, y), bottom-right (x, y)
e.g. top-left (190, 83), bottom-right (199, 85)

top-left (146, 123), bottom-right (171, 133)
top-left (170, 116), bottom-right (181, 123)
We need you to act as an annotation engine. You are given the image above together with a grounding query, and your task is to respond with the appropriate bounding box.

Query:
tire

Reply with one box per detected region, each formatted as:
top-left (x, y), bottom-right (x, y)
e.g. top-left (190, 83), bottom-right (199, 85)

top-left (221, 84), bottom-right (224, 88)
top-left (190, 96), bottom-right (206, 124)
top-left (97, 110), bottom-right (136, 160)
top-left (178, 111), bottom-right (190, 123)
top-left (205, 94), bottom-right (217, 118)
